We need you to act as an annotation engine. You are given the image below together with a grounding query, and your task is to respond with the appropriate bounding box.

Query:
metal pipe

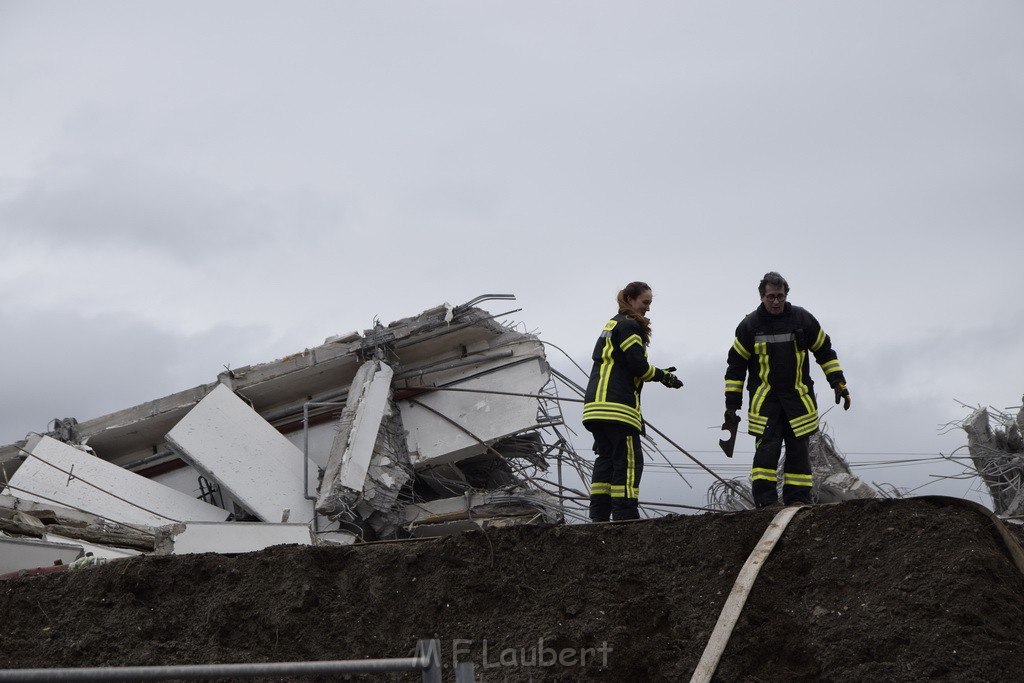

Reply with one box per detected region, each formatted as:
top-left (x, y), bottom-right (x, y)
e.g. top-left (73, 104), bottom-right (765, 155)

top-left (120, 449), bottom-right (176, 472)
top-left (0, 640), bottom-right (441, 682)
top-left (301, 400), bottom-right (345, 534)
top-left (393, 383), bottom-right (583, 403)
top-left (0, 657), bottom-right (426, 682)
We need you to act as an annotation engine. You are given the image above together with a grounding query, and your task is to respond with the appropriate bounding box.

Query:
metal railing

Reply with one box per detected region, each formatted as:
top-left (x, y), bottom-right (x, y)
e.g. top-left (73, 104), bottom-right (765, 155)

top-left (0, 639), bottom-right (451, 682)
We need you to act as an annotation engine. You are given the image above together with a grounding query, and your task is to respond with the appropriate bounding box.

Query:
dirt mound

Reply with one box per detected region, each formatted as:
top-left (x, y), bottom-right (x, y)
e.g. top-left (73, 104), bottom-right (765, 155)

top-left (3, 497), bottom-right (1024, 682)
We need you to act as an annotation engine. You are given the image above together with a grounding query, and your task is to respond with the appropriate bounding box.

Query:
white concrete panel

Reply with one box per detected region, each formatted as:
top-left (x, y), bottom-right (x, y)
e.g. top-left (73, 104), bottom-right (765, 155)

top-left (3, 436), bottom-right (230, 526)
top-left (339, 362), bottom-right (393, 492)
top-left (166, 522), bottom-right (312, 555)
top-left (42, 534), bottom-right (142, 560)
top-left (166, 383), bottom-right (316, 523)
top-left (399, 357), bottom-right (549, 466)
top-left (0, 536), bottom-right (82, 574)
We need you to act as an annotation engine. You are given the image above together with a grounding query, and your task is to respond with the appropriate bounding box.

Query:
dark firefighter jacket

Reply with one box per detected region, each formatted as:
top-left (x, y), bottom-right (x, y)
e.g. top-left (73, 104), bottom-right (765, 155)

top-left (724, 302), bottom-right (846, 438)
top-left (583, 314), bottom-right (669, 433)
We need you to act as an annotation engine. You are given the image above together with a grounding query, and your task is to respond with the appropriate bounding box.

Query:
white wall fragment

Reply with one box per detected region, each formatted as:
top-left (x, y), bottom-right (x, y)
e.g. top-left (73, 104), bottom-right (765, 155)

top-left (3, 435), bottom-right (229, 526)
top-left (161, 521), bottom-right (313, 555)
top-left (400, 357), bottom-right (549, 467)
top-left (0, 536), bottom-right (83, 574)
top-left (166, 383), bottom-right (317, 524)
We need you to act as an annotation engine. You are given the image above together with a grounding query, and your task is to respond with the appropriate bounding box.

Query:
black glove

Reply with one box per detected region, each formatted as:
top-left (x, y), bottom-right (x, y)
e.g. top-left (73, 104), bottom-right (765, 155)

top-left (834, 382), bottom-right (851, 410)
top-left (723, 409), bottom-right (740, 426)
top-left (660, 366), bottom-right (683, 389)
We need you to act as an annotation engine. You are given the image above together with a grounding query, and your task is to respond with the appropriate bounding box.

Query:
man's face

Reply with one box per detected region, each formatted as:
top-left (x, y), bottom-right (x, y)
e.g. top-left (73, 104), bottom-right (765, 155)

top-left (761, 284), bottom-right (787, 315)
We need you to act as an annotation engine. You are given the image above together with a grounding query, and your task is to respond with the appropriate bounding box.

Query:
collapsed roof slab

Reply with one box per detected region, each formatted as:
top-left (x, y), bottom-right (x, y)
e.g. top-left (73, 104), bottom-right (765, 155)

top-left (166, 383), bottom-right (317, 524)
top-left (24, 332), bottom-right (370, 466)
top-left (398, 354), bottom-right (550, 467)
top-left (3, 435), bottom-right (229, 527)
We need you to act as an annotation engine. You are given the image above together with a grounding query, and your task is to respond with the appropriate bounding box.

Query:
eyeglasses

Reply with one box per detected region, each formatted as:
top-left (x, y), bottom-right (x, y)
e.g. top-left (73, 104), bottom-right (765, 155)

top-left (763, 294), bottom-right (786, 302)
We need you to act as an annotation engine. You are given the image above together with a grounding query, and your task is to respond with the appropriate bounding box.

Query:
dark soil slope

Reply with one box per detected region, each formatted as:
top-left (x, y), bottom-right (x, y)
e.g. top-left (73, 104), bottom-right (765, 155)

top-left (3, 497), bottom-right (1024, 682)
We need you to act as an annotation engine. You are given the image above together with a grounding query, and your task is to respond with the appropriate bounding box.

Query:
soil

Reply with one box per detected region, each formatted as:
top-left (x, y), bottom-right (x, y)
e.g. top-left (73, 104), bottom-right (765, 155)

top-left (3, 496), bottom-right (1024, 682)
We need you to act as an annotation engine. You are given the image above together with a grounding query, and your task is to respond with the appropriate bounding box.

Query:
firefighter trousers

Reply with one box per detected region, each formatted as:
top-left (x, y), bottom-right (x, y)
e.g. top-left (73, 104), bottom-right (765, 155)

top-left (751, 414), bottom-right (814, 507)
top-left (587, 421), bottom-right (643, 521)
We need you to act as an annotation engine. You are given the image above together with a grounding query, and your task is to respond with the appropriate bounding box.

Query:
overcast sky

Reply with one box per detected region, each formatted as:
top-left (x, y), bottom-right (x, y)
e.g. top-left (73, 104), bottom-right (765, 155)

top-left (2, 2), bottom-right (1021, 511)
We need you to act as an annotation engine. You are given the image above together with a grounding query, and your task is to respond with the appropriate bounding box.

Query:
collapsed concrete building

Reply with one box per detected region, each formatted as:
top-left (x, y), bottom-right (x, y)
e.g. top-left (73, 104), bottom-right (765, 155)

top-left (960, 400), bottom-right (1024, 517)
top-left (0, 295), bottom-right (583, 576)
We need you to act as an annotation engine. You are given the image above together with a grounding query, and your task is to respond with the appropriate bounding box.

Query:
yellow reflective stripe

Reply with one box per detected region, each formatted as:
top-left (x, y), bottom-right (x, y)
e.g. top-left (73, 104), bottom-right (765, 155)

top-left (791, 414), bottom-right (819, 437)
top-left (747, 414), bottom-right (769, 427)
top-left (750, 341), bottom-right (771, 415)
top-left (751, 467), bottom-right (777, 482)
top-left (732, 337), bottom-right (751, 360)
top-left (582, 403), bottom-right (643, 431)
top-left (621, 334), bottom-right (643, 352)
top-left (590, 482), bottom-right (611, 495)
top-left (625, 436), bottom-right (638, 498)
top-left (792, 345), bottom-right (817, 415)
top-left (784, 473), bottom-right (814, 487)
top-left (747, 413), bottom-right (768, 438)
top-left (821, 359), bottom-right (842, 375)
top-left (596, 336), bottom-right (615, 402)
top-left (791, 411), bottom-right (818, 428)
top-left (725, 380), bottom-right (744, 393)
top-left (641, 365), bottom-right (656, 381)
top-left (810, 328), bottom-right (826, 352)
top-left (609, 485), bottom-right (626, 498)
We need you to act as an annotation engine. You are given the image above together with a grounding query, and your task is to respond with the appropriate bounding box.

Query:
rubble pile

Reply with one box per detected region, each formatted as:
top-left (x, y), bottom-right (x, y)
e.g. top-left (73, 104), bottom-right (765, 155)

top-left (961, 401), bottom-right (1024, 517)
top-left (1, 295), bottom-right (581, 574)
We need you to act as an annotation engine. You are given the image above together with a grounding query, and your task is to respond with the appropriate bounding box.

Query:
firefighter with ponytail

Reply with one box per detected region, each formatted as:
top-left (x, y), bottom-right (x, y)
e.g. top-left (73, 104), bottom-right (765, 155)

top-left (583, 281), bottom-right (683, 522)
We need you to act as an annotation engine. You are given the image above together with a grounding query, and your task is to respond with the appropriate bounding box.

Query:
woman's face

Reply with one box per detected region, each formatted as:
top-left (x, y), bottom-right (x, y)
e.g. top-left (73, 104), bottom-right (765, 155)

top-left (627, 289), bottom-right (653, 317)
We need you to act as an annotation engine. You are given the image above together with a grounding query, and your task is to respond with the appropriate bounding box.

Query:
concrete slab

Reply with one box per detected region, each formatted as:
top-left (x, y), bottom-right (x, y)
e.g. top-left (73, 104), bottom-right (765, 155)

top-left (166, 383), bottom-right (317, 524)
top-left (3, 435), bottom-right (230, 527)
top-left (337, 361), bottom-right (394, 493)
top-left (317, 361), bottom-right (395, 513)
top-left (163, 521), bottom-right (313, 555)
top-left (0, 536), bottom-right (83, 574)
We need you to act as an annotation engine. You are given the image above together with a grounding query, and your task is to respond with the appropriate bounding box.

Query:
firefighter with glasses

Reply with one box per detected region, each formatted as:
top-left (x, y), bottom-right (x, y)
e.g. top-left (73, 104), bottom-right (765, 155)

top-left (723, 271), bottom-right (851, 507)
